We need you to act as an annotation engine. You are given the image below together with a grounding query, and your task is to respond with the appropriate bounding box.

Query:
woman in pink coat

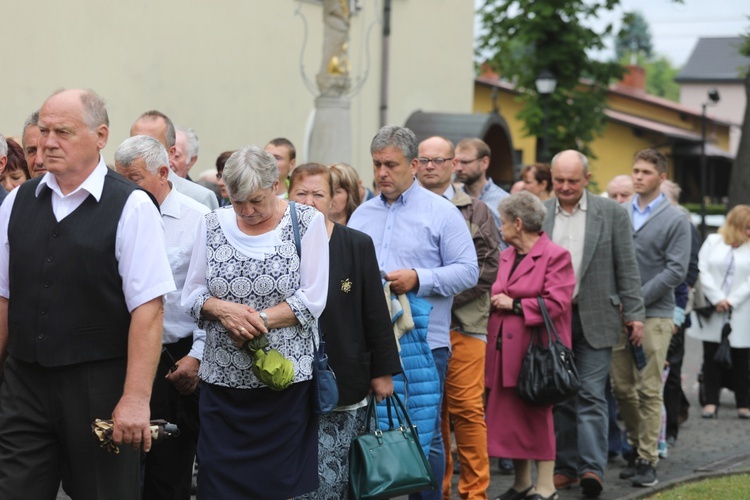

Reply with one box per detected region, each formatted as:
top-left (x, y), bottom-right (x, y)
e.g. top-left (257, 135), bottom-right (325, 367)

top-left (486, 192), bottom-right (575, 500)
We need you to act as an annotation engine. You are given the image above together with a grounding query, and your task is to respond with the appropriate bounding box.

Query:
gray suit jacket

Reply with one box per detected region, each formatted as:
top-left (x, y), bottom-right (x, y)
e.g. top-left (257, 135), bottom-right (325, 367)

top-left (542, 193), bottom-right (645, 348)
top-left (169, 170), bottom-right (219, 210)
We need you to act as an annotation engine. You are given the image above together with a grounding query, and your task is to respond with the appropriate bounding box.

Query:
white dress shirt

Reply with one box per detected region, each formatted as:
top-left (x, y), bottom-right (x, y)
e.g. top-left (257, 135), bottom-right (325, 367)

top-left (160, 185), bottom-right (210, 360)
top-left (0, 158), bottom-right (175, 312)
top-left (551, 190), bottom-right (587, 299)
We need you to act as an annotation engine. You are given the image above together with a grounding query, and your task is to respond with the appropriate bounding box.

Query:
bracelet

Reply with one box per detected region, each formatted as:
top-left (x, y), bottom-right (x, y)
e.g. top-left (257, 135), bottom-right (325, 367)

top-left (259, 311), bottom-right (269, 330)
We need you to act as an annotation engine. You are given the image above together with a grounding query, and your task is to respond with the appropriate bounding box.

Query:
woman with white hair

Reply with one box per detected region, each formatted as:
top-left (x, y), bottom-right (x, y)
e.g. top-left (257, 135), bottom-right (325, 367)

top-left (182, 145), bottom-right (329, 499)
top-left (485, 192), bottom-right (575, 500)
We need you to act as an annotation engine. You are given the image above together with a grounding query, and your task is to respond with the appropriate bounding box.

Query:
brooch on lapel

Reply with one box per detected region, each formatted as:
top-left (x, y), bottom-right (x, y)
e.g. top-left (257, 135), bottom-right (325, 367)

top-left (341, 278), bottom-right (352, 293)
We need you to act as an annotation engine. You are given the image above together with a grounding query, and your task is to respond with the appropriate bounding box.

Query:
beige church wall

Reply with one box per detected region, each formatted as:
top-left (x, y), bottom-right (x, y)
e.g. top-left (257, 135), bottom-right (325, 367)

top-left (1, 1), bottom-right (475, 183)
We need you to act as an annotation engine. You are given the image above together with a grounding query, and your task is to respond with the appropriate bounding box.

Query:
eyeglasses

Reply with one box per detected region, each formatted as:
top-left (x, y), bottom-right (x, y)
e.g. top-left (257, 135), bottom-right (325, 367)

top-left (417, 157), bottom-right (454, 167)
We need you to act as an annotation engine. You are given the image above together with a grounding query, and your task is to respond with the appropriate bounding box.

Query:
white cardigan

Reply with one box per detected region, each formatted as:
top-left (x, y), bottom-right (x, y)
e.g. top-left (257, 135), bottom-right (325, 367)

top-left (687, 233), bottom-right (750, 348)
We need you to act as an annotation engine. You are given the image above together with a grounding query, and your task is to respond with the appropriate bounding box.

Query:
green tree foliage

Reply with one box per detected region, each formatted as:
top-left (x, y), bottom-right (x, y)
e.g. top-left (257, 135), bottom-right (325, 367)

top-left (477, 0), bottom-right (624, 158)
top-left (615, 11), bottom-right (653, 61)
top-left (615, 10), bottom-right (679, 101)
top-left (644, 56), bottom-right (680, 101)
top-left (619, 52), bottom-right (680, 101)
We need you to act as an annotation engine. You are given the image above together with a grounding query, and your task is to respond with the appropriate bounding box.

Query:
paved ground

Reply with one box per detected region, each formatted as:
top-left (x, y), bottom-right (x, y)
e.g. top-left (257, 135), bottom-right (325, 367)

top-left (58, 334), bottom-right (750, 499)
top-left (467, 333), bottom-right (750, 500)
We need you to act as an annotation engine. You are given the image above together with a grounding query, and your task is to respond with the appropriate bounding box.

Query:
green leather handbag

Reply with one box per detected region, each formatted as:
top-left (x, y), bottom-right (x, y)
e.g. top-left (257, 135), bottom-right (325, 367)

top-left (348, 393), bottom-right (436, 499)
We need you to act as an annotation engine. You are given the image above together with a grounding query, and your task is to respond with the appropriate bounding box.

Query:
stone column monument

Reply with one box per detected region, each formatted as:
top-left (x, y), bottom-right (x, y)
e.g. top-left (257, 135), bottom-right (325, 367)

top-left (308, 0), bottom-right (352, 165)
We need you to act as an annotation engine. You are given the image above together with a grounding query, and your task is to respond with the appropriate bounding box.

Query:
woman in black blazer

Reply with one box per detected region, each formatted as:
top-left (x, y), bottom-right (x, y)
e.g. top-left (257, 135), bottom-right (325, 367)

top-left (289, 162), bottom-right (402, 499)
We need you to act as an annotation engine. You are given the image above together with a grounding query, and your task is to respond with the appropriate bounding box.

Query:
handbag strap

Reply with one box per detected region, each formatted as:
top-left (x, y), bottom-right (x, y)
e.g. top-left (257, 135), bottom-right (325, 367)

top-left (364, 395), bottom-right (379, 433)
top-left (289, 201), bottom-right (324, 353)
top-left (527, 328), bottom-right (540, 350)
top-left (537, 297), bottom-right (563, 345)
top-left (363, 392), bottom-right (415, 433)
top-left (389, 392), bottom-right (416, 430)
top-left (289, 201), bottom-right (301, 258)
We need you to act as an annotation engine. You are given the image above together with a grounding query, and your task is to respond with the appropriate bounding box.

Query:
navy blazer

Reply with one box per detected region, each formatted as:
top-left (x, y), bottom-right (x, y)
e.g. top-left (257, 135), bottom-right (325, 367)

top-left (321, 223), bottom-right (401, 406)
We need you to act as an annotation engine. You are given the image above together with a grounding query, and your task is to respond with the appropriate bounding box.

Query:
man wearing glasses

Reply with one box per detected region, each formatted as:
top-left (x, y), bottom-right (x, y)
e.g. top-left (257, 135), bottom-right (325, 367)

top-left (417, 136), bottom-right (499, 499)
top-left (454, 138), bottom-right (509, 231)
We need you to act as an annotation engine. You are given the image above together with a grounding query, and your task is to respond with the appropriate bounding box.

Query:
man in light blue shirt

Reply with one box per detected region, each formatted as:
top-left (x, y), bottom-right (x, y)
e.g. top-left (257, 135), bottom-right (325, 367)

top-left (631, 190), bottom-right (665, 231)
top-left (349, 126), bottom-right (478, 500)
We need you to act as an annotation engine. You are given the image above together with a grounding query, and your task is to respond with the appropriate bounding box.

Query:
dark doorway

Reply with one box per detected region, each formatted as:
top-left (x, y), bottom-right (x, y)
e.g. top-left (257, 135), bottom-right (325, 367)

top-left (404, 111), bottom-right (517, 190)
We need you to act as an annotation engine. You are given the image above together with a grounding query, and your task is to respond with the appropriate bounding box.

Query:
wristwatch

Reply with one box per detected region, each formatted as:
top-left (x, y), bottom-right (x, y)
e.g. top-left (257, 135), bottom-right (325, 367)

top-left (259, 311), bottom-right (269, 330)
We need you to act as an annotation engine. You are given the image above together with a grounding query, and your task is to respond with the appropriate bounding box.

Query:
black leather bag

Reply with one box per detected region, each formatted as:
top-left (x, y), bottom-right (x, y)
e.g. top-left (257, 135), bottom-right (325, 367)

top-left (714, 315), bottom-right (733, 371)
top-left (516, 297), bottom-right (580, 406)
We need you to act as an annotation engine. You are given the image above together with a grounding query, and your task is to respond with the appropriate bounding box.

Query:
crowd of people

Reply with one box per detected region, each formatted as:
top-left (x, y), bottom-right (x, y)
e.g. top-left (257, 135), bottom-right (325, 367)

top-left (0, 87), bottom-right (746, 500)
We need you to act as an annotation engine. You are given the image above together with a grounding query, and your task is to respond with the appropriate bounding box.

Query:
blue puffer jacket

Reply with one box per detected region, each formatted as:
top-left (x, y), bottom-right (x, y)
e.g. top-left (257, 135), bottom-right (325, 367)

top-left (377, 292), bottom-right (439, 456)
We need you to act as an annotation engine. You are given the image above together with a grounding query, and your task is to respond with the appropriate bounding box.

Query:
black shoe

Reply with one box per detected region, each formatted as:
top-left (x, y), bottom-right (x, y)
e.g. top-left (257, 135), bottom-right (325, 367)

top-left (619, 452), bottom-right (637, 480)
top-left (498, 458), bottom-right (514, 475)
top-left (494, 485), bottom-right (532, 500)
top-left (580, 472), bottom-right (603, 498)
top-left (622, 447), bottom-right (637, 463)
top-left (525, 492), bottom-right (559, 500)
top-left (632, 458), bottom-right (658, 487)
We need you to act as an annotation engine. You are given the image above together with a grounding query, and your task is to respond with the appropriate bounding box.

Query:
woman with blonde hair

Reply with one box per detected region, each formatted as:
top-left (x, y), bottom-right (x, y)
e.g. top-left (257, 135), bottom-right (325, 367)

top-left (688, 204), bottom-right (750, 419)
top-left (329, 163), bottom-right (362, 225)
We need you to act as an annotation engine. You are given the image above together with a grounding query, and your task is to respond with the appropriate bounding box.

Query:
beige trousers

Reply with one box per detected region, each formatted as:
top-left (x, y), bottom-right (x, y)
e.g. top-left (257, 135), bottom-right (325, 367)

top-left (610, 317), bottom-right (673, 465)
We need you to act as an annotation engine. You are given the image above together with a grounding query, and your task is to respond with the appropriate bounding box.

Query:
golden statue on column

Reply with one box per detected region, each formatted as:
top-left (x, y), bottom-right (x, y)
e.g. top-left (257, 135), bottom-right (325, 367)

top-left (317, 0), bottom-right (351, 97)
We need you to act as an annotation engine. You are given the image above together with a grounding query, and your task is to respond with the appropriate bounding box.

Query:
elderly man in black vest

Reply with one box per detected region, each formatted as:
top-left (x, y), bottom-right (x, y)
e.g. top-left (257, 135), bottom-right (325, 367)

top-left (0, 89), bottom-right (175, 500)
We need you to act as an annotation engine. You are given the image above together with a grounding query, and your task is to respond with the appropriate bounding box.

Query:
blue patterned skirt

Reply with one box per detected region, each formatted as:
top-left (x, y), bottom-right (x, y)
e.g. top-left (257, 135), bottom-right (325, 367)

top-left (296, 405), bottom-right (368, 499)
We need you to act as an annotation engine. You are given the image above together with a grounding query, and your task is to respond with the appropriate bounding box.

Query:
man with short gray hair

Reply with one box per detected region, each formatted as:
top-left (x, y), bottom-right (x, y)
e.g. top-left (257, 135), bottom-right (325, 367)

top-left (130, 112), bottom-right (218, 210)
top-left (349, 126), bottom-right (478, 500)
top-left (115, 135), bottom-right (208, 499)
top-left (172, 127), bottom-right (200, 179)
top-left (606, 174), bottom-right (635, 204)
top-left (21, 111), bottom-right (46, 179)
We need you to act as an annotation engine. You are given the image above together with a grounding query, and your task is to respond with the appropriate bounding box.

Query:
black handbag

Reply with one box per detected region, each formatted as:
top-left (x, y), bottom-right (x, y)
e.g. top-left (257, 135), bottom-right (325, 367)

top-left (349, 393), bottom-right (436, 499)
top-left (289, 202), bottom-right (339, 414)
top-left (714, 313), bottom-right (733, 371)
top-left (516, 297), bottom-right (581, 406)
